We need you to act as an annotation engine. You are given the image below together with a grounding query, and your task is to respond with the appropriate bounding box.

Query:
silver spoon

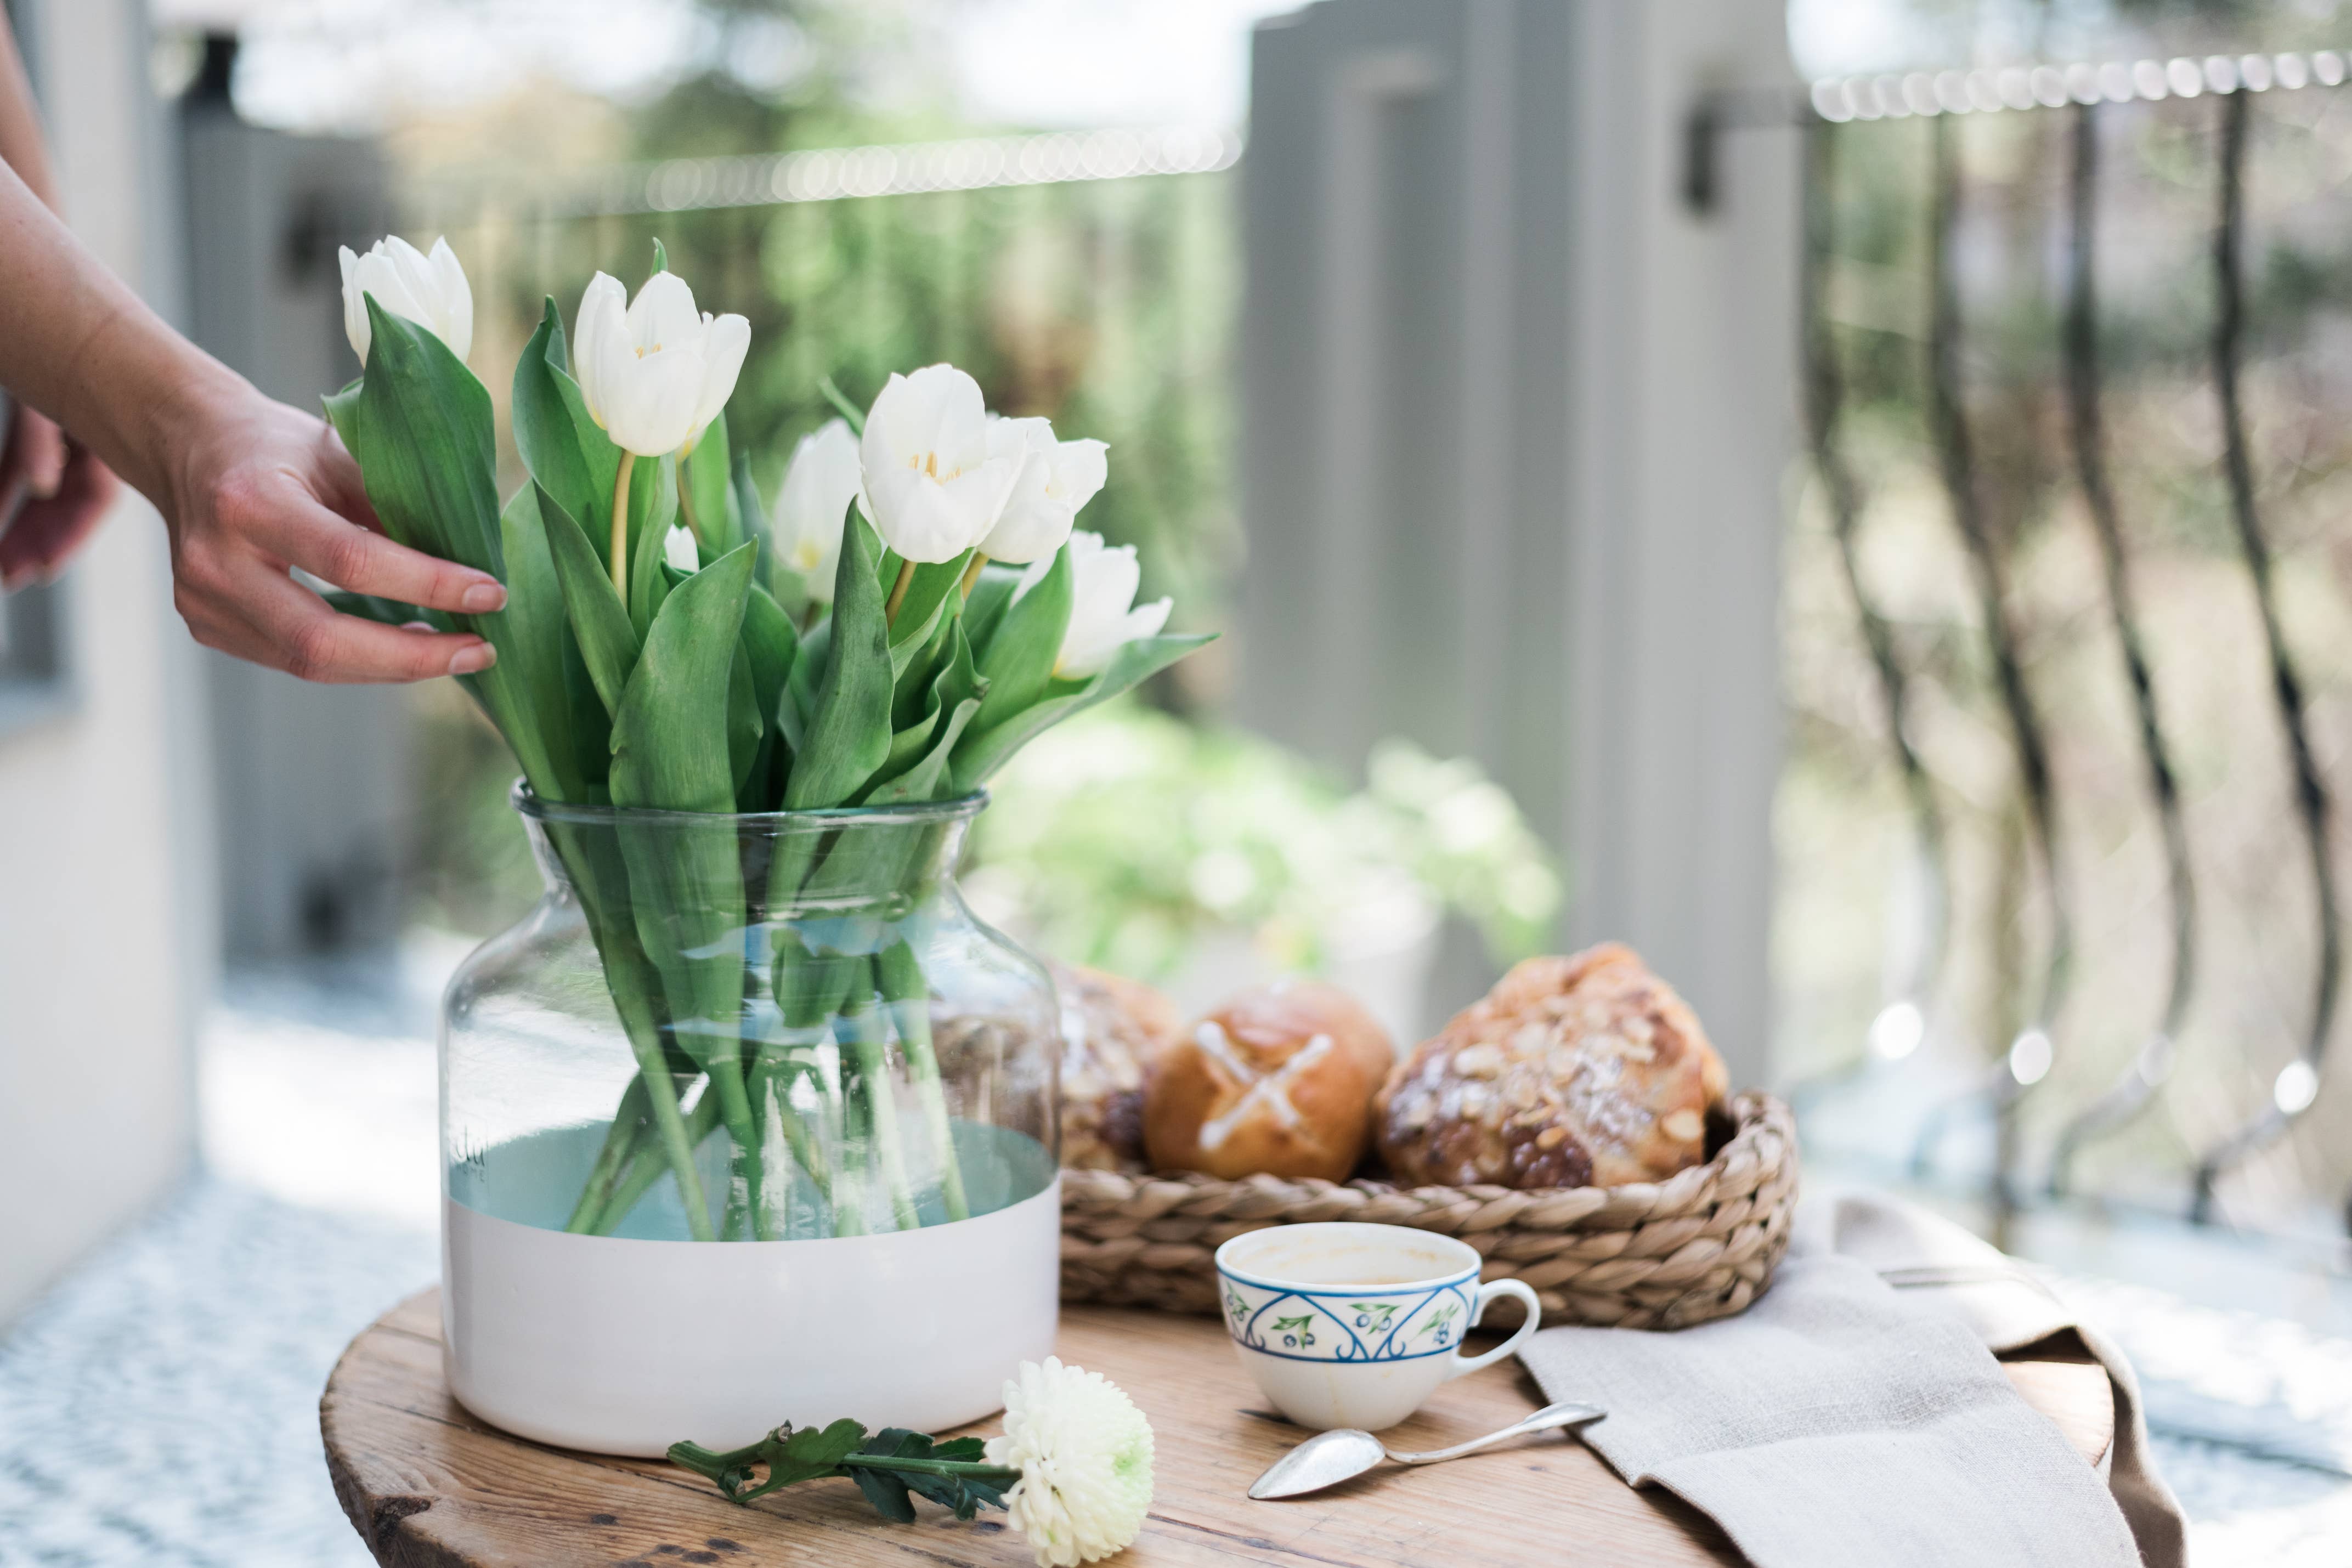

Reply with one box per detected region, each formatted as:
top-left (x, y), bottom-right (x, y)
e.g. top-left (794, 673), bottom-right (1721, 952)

top-left (1247, 1400), bottom-right (1607, 1500)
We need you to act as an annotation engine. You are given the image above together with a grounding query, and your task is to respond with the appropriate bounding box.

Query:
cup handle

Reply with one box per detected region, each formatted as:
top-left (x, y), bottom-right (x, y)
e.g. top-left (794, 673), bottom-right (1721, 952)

top-left (1445, 1278), bottom-right (1543, 1379)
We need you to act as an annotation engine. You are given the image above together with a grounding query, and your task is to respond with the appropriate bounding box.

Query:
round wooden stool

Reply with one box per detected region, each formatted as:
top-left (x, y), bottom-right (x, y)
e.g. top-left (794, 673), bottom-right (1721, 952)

top-left (323, 1289), bottom-right (2113, 1567)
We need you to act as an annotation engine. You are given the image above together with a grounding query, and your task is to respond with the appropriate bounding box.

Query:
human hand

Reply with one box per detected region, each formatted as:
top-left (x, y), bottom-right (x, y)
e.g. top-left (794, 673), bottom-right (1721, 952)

top-left (0, 404), bottom-right (117, 590)
top-left (156, 384), bottom-right (502, 683)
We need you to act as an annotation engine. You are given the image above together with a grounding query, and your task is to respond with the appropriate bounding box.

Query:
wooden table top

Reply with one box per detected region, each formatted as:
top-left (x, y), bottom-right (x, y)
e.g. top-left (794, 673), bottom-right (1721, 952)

top-left (324, 1290), bottom-right (2114, 1568)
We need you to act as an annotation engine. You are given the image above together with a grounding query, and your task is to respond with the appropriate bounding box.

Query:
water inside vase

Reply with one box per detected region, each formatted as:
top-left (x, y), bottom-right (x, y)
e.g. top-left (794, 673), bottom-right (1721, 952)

top-left (449, 1118), bottom-right (1055, 1241)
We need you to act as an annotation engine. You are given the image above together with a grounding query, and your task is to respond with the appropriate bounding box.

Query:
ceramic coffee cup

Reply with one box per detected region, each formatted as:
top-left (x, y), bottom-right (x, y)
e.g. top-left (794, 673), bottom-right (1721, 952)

top-left (1213, 1222), bottom-right (1542, 1431)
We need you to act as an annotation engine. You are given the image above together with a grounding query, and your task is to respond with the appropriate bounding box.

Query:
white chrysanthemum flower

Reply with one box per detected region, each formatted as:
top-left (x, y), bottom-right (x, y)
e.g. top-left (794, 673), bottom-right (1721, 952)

top-left (985, 1357), bottom-right (1154, 1567)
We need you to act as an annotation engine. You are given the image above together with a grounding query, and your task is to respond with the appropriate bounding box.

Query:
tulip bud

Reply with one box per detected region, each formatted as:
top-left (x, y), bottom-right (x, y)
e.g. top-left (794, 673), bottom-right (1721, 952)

top-left (1016, 530), bottom-right (1172, 680)
top-left (573, 269), bottom-right (751, 459)
top-left (980, 416), bottom-right (1107, 566)
top-left (664, 524), bottom-right (700, 574)
top-left (772, 418), bottom-right (862, 603)
top-left (858, 365), bottom-right (1025, 564)
top-left (339, 236), bottom-right (473, 365)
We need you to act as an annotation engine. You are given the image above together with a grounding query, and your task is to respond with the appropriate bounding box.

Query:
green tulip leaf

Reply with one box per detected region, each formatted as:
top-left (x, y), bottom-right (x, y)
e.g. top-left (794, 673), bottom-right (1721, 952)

top-left (739, 581), bottom-right (799, 803)
top-left (497, 483), bottom-right (589, 802)
top-left (784, 511), bottom-right (892, 810)
top-left (683, 409), bottom-right (739, 556)
top-left (627, 455), bottom-right (680, 637)
top-left (960, 562), bottom-right (1024, 653)
top-left (538, 482), bottom-right (642, 721)
top-left (953, 631), bottom-right (1215, 788)
top-left (971, 541), bottom-right (1071, 733)
top-left (731, 451), bottom-right (771, 579)
top-left (886, 551), bottom-right (973, 678)
top-left (726, 636), bottom-right (764, 802)
top-left (610, 541), bottom-right (759, 813)
top-left (513, 298), bottom-right (620, 557)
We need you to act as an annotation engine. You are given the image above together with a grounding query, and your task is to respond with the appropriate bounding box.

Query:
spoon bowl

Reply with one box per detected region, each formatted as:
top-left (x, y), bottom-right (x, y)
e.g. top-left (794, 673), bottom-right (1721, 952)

top-left (1247, 1400), bottom-right (1607, 1501)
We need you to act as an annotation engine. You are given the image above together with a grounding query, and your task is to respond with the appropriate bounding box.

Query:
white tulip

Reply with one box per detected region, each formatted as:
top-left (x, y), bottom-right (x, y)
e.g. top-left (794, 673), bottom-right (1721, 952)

top-left (772, 417), bottom-right (862, 602)
top-left (573, 269), bottom-right (751, 459)
top-left (858, 364), bottom-right (1025, 564)
top-left (981, 416), bottom-right (1108, 566)
top-left (663, 524), bottom-right (700, 574)
top-left (339, 236), bottom-right (472, 364)
top-left (1016, 530), bottom-right (1172, 681)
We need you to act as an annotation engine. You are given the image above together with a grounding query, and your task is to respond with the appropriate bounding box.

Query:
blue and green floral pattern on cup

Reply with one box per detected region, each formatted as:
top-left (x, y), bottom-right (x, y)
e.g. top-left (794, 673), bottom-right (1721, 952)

top-left (1213, 1222), bottom-right (1541, 1431)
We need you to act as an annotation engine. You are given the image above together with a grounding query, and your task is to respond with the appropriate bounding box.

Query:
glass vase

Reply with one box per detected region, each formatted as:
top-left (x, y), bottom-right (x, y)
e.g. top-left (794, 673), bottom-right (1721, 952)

top-left (439, 786), bottom-right (1061, 1454)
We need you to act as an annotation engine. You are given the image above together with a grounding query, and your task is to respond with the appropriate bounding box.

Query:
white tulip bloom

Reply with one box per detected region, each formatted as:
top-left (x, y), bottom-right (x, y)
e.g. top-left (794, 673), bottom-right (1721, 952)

top-left (986, 1357), bottom-right (1154, 1567)
top-left (339, 236), bottom-right (472, 364)
top-left (1017, 530), bottom-right (1171, 680)
top-left (858, 364), bottom-right (1025, 564)
top-left (663, 524), bottom-right (700, 574)
top-left (772, 417), bottom-right (862, 602)
top-left (981, 416), bottom-right (1108, 566)
top-left (573, 270), bottom-right (751, 458)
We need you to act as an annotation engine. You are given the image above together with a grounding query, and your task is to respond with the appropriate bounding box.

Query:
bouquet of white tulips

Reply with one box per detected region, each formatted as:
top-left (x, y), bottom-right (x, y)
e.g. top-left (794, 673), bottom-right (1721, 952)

top-left (329, 236), bottom-right (1208, 1240)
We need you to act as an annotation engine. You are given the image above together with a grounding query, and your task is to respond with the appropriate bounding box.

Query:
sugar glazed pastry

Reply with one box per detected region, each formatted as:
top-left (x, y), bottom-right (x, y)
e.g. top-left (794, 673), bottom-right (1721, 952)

top-left (1377, 944), bottom-right (1729, 1190)
top-left (1143, 980), bottom-right (1395, 1183)
top-left (1052, 963), bottom-right (1183, 1171)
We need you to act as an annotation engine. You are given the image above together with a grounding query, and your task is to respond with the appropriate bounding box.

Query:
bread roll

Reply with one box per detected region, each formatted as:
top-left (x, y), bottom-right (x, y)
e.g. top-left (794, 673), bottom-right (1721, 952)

top-left (1144, 979), bottom-right (1394, 1182)
top-left (1377, 943), bottom-right (1728, 1189)
top-left (1052, 963), bottom-right (1182, 1171)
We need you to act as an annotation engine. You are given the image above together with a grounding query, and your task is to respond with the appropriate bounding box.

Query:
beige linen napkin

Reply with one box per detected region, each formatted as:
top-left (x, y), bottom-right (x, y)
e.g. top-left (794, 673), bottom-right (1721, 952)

top-left (1516, 1192), bottom-right (2184, 1568)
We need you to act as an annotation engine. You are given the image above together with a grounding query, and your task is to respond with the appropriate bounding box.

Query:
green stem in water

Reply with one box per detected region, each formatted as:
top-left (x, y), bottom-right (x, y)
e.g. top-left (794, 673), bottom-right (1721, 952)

top-left (564, 1075), bottom-right (652, 1232)
top-left (610, 448), bottom-right (637, 597)
top-left (596, 1078), bottom-right (723, 1234)
top-left (876, 943), bottom-right (968, 1222)
top-left (839, 986), bottom-right (920, 1232)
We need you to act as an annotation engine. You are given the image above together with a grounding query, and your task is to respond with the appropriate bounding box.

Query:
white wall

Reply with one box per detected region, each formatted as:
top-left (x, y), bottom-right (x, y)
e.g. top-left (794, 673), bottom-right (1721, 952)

top-left (1241, 0), bottom-right (1799, 1081)
top-left (0, 0), bottom-right (213, 1326)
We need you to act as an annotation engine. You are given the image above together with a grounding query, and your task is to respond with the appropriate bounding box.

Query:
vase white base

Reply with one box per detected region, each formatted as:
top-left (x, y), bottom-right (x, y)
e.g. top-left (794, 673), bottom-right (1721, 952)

top-left (441, 1175), bottom-right (1062, 1456)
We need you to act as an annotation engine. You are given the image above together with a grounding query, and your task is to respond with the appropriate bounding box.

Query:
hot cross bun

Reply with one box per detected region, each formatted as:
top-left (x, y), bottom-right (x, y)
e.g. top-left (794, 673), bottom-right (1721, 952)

top-left (1376, 944), bottom-right (1728, 1190)
top-left (1143, 979), bottom-right (1396, 1182)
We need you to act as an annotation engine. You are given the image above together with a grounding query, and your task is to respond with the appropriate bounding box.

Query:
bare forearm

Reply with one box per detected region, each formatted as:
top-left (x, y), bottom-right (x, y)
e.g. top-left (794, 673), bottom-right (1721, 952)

top-left (0, 155), bottom-right (246, 506)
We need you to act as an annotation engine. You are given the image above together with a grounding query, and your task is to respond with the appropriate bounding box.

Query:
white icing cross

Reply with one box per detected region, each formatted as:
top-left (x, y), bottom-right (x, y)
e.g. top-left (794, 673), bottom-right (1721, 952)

top-left (1196, 1022), bottom-right (1335, 1152)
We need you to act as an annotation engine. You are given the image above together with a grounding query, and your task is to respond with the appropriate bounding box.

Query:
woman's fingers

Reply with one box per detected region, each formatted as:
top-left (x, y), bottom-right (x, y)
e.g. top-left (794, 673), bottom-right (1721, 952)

top-left (0, 441), bottom-right (116, 588)
top-left (228, 558), bottom-right (495, 683)
top-left (252, 487), bottom-right (505, 616)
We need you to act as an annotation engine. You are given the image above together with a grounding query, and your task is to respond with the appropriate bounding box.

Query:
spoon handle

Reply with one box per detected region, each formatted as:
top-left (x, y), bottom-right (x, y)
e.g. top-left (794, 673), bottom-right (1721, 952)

top-left (1384, 1401), bottom-right (1606, 1465)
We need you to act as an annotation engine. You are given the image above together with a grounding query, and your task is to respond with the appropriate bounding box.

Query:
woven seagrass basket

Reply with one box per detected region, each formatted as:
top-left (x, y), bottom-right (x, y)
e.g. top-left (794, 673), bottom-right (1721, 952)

top-left (1059, 1090), bottom-right (1797, 1331)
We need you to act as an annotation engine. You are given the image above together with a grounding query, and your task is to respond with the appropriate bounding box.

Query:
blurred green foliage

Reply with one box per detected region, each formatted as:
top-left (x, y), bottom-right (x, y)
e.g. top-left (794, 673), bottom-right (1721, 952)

top-left (966, 701), bottom-right (1561, 984)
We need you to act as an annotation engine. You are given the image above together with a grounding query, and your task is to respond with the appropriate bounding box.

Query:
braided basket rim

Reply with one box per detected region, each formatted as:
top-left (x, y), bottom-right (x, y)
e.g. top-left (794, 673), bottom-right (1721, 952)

top-left (1058, 1090), bottom-right (1799, 1330)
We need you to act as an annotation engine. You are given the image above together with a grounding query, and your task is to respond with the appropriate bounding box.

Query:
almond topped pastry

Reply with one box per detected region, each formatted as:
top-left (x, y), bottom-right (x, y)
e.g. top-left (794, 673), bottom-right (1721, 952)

top-left (1376, 943), bottom-right (1728, 1190)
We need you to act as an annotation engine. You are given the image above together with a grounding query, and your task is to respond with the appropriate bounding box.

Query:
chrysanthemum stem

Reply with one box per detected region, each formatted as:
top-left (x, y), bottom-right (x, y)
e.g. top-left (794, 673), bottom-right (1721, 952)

top-left (610, 449), bottom-right (637, 597)
top-left (883, 558), bottom-right (915, 624)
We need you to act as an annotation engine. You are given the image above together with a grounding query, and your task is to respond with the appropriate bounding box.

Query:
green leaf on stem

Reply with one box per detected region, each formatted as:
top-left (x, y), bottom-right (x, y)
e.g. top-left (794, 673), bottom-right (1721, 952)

top-left (952, 632), bottom-right (1218, 789)
top-left (785, 509), bottom-right (893, 810)
top-left (738, 581), bottom-right (799, 803)
top-left (726, 637), bottom-right (763, 802)
top-left (610, 542), bottom-right (757, 812)
top-left (497, 483), bottom-right (589, 802)
top-left (513, 298), bottom-right (620, 559)
top-left (817, 373), bottom-right (866, 435)
top-left (886, 552), bottom-right (973, 679)
top-left (960, 562), bottom-right (1024, 653)
top-left (863, 620), bottom-right (985, 807)
top-left (971, 542), bottom-right (1071, 733)
top-left (683, 409), bottom-right (738, 555)
top-left (627, 454), bottom-right (680, 637)
top-left (539, 483), bottom-right (642, 720)
top-left (731, 450), bottom-right (770, 577)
